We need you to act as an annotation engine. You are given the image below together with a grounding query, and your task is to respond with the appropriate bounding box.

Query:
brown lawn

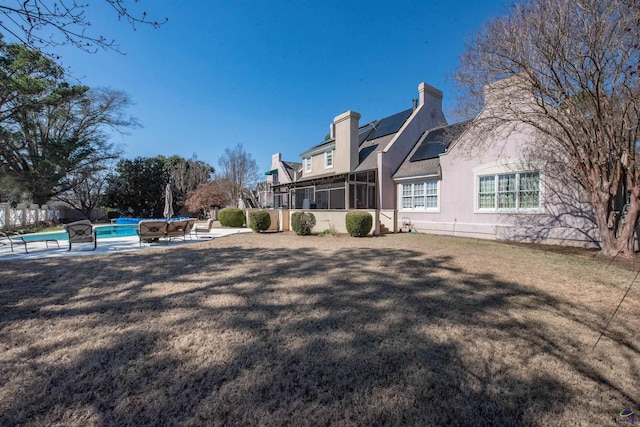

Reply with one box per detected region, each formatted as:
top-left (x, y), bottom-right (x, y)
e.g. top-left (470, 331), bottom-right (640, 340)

top-left (0, 232), bottom-right (638, 426)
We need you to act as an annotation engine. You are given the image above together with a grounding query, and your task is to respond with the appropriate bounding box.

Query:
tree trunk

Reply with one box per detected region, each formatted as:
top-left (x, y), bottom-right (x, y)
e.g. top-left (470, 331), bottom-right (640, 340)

top-left (617, 189), bottom-right (640, 257)
top-left (595, 193), bottom-right (640, 258)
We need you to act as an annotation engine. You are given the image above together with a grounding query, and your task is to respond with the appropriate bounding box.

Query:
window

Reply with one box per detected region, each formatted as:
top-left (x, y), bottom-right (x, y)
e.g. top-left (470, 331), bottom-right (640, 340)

top-left (325, 150), bottom-right (333, 169)
top-left (400, 181), bottom-right (439, 210)
top-left (304, 157), bottom-right (311, 173)
top-left (477, 171), bottom-right (540, 211)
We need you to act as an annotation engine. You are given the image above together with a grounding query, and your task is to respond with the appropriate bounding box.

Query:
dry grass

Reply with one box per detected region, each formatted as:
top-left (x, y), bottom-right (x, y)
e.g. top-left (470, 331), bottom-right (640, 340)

top-left (0, 232), bottom-right (638, 426)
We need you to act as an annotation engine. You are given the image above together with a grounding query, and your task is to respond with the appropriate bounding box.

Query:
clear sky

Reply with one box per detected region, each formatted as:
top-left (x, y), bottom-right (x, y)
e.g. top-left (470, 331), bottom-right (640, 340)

top-left (43, 0), bottom-right (512, 175)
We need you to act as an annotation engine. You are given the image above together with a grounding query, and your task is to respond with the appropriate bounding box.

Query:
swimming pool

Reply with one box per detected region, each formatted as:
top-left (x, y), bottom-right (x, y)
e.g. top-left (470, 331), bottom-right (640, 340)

top-left (114, 217), bottom-right (189, 225)
top-left (18, 224), bottom-right (139, 242)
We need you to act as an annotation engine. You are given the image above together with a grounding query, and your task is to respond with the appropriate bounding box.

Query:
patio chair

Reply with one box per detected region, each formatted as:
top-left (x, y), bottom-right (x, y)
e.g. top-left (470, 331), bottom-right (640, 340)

top-left (193, 218), bottom-right (215, 237)
top-left (184, 219), bottom-right (197, 239)
top-left (166, 219), bottom-right (189, 242)
top-left (64, 219), bottom-right (97, 251)
top-left (1, 232), bottom-right (61, 253)
top-left (137, 220), bottom-right (168, 246)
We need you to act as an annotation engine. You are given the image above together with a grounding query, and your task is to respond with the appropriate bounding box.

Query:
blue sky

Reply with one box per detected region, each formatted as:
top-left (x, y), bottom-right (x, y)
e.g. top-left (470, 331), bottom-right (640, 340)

top-left (44, 0), bottom-right (512, 175)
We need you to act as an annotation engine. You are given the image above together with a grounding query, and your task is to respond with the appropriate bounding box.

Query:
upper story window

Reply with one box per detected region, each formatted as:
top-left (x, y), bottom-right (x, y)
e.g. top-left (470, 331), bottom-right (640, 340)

top-left (477, 171), bottom-right (540, 211)
top-left (325, 150), bottom-right (333, 169)
top-left (304, 157), bottom-right (312, 173)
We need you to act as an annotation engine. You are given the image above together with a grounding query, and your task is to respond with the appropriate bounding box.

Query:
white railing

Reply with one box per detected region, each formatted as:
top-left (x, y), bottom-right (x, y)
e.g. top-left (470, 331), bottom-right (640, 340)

top-left (0, 203), bottom-right (60, 231)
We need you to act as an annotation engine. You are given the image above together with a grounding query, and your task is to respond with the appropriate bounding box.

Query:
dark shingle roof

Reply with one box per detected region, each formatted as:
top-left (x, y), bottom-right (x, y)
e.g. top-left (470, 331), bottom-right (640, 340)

top-left (282, 161), bottom-right (301, 181)
top-left (394, 121), bottom-right (470, 179)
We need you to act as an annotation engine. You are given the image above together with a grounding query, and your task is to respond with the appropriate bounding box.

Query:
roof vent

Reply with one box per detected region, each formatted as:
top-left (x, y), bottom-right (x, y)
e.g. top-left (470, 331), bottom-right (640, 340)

top-left (412, 98), bottom-right (418, 110)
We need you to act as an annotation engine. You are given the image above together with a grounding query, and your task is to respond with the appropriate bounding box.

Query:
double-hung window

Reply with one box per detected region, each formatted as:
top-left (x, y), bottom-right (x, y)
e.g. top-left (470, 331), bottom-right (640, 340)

top-left (304, 157), bottom-right (312, 173)
top-left (477, 171), bottom-right (540, 211)
top-left (400, 181), bottom-right (438, 210)
top-left (325, 150), bottom-right (333, 169)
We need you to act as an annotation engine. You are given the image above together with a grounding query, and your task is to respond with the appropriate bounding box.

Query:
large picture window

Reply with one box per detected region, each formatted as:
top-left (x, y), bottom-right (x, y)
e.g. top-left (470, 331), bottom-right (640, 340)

top-left (400, 181), bottom-right (438, 210)
top-left (477, 171), bottom-right (540, 211)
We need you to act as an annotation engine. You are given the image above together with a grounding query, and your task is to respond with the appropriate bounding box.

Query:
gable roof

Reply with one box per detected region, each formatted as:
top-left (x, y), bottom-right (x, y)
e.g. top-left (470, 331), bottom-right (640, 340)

top-left (301, 108), bottom-right (414, 162)
top-left (393, 120), bottom-right (470, 179)
top-left (282, 160), bottom-right (301, 181)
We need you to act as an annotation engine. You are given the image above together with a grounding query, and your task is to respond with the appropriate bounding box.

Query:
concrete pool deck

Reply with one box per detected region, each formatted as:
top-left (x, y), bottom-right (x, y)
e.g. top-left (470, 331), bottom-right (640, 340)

top-left (0, 227), bottom-right (253, 261)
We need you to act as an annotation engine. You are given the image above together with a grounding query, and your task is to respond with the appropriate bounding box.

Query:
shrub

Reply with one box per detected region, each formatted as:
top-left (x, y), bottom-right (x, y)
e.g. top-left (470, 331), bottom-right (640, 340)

top-left (317, 224), bottom-right (339, 237)
top-left (291, 211), bottom-right (316, 235)
top-left (219, 207), bottom-right (245, 227)
top-left (249, 210), bottom-right (271, 232)
top-left (345, 211), bottom-right (373, 237)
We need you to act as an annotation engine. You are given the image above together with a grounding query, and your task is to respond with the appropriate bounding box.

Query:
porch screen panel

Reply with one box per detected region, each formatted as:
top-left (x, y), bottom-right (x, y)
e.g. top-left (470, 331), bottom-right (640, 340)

top-left (292, 187), bottom-right (314, 209)
top-left (315, 190), bottom-right (329, 209)
top-left (330, 188), bottom-right (345, 209)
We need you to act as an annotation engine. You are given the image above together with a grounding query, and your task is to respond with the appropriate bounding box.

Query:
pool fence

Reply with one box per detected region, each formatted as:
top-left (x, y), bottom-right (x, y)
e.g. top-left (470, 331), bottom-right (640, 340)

top-left (0, 203), bottom-right (60, 232)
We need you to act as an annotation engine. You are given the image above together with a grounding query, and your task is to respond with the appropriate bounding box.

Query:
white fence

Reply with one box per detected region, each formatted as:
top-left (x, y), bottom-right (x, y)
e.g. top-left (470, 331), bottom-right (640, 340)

top-left (0, 203), bottom-right (60, 231)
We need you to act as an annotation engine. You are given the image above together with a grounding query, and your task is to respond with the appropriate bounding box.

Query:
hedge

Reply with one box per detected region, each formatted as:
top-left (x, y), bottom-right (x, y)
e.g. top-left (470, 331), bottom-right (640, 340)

top-left (291, 211), bottom-right (316, 235)
top-left (219, 207), bottom-right (245, 227)
top-left (249, 210), bottom-right (271, 232)
top-left (345, 211), bottom-right (373, 237)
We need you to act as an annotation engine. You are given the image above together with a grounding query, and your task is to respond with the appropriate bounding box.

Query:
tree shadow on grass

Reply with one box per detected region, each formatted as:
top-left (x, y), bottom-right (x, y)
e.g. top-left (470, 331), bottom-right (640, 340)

top-left (0, 243), bottom-right (638, 425)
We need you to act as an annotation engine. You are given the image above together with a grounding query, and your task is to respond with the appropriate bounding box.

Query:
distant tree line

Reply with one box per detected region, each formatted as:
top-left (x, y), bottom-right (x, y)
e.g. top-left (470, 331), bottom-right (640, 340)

top-left (0, 37), bottom-right (264, 220)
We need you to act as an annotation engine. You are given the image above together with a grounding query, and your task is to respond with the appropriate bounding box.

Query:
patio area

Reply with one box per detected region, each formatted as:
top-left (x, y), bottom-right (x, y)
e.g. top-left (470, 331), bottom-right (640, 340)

top-left (0, 226), bottom-right (252, 260)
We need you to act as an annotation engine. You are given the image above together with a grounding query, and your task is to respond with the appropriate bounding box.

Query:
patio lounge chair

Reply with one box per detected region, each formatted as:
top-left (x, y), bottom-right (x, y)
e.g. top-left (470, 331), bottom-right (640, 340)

top-left (137, 220), bottom-right (168, 246)
top-left (166, 219), bottom-right (189, 242)
top-left (64, 219), bottom-right (97, 251)
top-left (1, 231), bottom-right (60, 254)
top-left (184, 219), bottom-right (196, 239)
top-left (193, 218), bottom-right (214, 237)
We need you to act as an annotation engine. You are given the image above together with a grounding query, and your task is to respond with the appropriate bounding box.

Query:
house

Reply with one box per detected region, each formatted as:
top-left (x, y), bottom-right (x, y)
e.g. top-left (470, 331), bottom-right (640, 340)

top-left (393, 79), bottom-right (598, 247)
top-left (266, 78), bottom-right (598, 246)
top-left (259, 153), bottom-right (301, 208)
top-left (271, 83), bottom-right (447, 211)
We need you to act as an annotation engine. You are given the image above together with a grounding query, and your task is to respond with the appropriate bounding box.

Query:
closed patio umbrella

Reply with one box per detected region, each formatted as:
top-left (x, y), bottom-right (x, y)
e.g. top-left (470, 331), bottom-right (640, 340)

top-left (163, 183), bottom-right (174, 220)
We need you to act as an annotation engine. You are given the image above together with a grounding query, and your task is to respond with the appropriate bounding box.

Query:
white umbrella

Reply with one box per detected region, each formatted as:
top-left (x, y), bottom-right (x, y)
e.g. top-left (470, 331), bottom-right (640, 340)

top-left (163, 183), bottom-right (174, 219)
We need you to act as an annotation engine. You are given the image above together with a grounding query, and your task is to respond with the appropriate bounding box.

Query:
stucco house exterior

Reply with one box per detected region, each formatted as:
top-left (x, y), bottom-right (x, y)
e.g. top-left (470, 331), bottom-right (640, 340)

top-left (271, 82), bottom-right (447, 211)
top-left (393, 79), bottom-right (598, 247)
top-left (258, 153), bottom-right (301, 208)
top-left (264, 78), bottom-right (599, 247)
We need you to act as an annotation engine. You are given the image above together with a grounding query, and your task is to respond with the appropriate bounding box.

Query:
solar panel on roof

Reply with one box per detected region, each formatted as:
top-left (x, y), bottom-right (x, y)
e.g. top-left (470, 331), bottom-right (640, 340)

top-left (410, 141), bottom-right (448, 162)
top-left (368, 109), bottom-right (413, 140)
top-left (409, 128), bottom-right (449, 162)
top-left (409, 122), bottom-right (470, 162)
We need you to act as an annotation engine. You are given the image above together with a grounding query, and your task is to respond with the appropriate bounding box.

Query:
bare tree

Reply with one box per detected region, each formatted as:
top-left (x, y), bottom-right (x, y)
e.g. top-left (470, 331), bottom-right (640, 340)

top-left (0, 0), bottom-right (166, 54)
top-left (217, 144), bottom-right (260, 208)
top-left (54, 163), bottom-right (111, 220)
top-left (455, 0), bottom-right (640, 257)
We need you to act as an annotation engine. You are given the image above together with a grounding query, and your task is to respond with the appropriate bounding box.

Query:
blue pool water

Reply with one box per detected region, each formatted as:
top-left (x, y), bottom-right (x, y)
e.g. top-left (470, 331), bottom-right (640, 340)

top-left (115, 217), bottom-right (188, 225)
top-left (18, 224), bottom-right (139, 242)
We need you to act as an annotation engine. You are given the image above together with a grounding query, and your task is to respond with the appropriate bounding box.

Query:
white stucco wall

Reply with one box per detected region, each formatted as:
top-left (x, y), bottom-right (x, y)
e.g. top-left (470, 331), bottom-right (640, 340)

top-left (378, 83), bottom-right (447, 209)
top-left (397, 123), bottom-right (600, 248)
